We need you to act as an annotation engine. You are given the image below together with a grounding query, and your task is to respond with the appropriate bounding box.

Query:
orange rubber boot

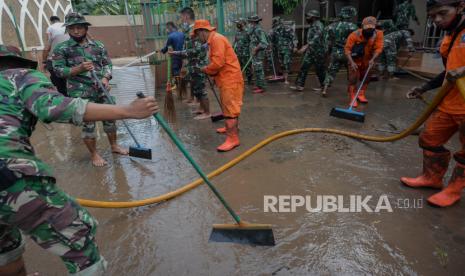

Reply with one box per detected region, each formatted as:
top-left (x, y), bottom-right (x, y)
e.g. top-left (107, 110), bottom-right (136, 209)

top-left (400, 150), bottom-right (450, 189)
top-left (216, 127), bottom-right (226, 134)
top-left (428, 162), bottom-right (465, 207)
top-left (357, 84), bottom-right (368, 103)
top-left (348, 85), bottom-right (358, 108)
top-left (217, 119), bottom-right (240, 152)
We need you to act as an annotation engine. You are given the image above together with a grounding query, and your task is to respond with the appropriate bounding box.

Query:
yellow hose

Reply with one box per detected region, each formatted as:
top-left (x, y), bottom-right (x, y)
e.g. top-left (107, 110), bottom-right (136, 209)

top-left (77, 80), bottom-right (463, 208)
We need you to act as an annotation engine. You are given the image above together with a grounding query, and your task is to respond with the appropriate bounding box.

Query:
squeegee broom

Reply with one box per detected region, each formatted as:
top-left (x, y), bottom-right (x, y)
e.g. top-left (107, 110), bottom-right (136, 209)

top-left (91, 70), bottom-right (152, 160)
top-left (137, 92), bottom-right (275, 246)
top-left (266, 48), bottom-right (284, 83)
top-left (330, 63), bottom-right (374, 123)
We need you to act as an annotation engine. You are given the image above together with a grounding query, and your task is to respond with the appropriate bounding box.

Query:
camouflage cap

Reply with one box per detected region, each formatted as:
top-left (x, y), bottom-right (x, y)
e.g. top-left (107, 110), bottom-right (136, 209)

top-left (340, 6), bottom-right (357, 19)
top-left (63, 12), bottom-right (91, 27)
top-left (247, 14), bottom-right (262, 22)
top-left (0, 45), bottom-right (37, 69)
top-left (233, 18), bottom-right (246, 24)
top-left (283, 20), bottom-right (294, 26)
top-left (272, 16), bottom-right (281, 25)
top-left (306, 10), bottom-right (320, 19)
top-left (427, 0), bottom-right (464, 10)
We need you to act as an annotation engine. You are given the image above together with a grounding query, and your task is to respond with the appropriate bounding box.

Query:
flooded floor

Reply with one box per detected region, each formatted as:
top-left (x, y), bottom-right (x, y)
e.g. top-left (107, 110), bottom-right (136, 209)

top-left (25, 67), bottom-right (465, 275)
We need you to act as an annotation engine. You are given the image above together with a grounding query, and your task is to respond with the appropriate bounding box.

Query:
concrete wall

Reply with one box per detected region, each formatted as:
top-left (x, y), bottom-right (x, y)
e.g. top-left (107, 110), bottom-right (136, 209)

top-left (257, 0), bottom-right (273, 31)
top-left (1, 0), bottom-right (72, 51)
top-left (87, 15), bottom-right (145, 58)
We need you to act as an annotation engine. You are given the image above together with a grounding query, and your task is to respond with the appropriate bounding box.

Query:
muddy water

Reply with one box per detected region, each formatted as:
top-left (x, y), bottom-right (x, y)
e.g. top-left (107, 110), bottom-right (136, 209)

top-left (24, 67), bottom-right (465, 275)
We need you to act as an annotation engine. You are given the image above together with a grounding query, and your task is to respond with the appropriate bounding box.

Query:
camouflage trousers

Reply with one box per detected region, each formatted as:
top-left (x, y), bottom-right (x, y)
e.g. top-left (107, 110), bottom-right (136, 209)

top-left (323, 48), bottom-right (347, 87)
top-left (295, 50), bottom-right (326, 88)
top-left (81, 94), bottom-right (117, 139)
top-left (188, 71), bottom-right (208, 100)
top-left (238, 53), bottom-right (253, 82)
top-left (278, 49), bottom-right (292, 73)
top-left (0, 177), bottom-right (104, 274)
top-left (378, 46), bottom-right (398, 74)
top-left (252, 50), bottom-right (266, 88)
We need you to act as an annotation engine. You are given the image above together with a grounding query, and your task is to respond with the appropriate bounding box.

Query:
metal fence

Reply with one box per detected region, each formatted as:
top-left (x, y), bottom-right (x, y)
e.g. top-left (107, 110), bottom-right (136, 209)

top-left (139, 0), bottom-right (256, 61)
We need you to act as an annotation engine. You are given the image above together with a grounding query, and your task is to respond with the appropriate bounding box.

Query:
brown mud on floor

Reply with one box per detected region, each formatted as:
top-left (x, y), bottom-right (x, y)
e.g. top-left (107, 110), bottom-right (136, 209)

top-left (24, 66), bottom-right (465, 275)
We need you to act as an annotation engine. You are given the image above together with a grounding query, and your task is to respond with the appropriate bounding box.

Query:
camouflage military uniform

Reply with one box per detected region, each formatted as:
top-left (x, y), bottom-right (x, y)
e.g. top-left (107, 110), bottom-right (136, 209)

top-left (295, 19), bottom-right (326, 87)
top-left (181, 24), bottom-right (208, 100)
top-left (379, 29), bottom-right (415, 74)
top-left (0, 66), bottom-right (105, 274)
top-left (379, 19), bottom-right (398, 35)
top-left (234, 23), bottom-right (252, 82)
top-left (248, 22), bottom-right (269, 89)
top-left (323, 10), bottom-right (358, 87)
top-left (394, 0), bottom-right (418, 30)
top-left (52, 38), bottom-right (117, 139)
top-left (273, 22), bottom-right (298, 73)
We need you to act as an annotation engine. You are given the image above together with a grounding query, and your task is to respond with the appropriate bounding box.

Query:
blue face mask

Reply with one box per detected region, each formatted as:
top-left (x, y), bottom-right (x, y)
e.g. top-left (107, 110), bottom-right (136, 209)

top-left (182, 22), bottom-right (189, 28)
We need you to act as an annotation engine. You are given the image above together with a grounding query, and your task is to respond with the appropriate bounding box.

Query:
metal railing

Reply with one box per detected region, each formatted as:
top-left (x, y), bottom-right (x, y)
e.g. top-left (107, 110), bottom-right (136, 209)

top-left (139, 0), bottom-right (256, 62)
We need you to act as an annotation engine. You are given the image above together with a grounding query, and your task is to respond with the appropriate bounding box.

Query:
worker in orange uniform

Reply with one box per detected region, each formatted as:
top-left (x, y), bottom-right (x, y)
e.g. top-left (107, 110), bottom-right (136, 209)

top-left (402, 0), bottom-right (465, 207)
top-left (344, 16), bottom-right (384, 107)
top-left (193, 20), bottom-right (244, 152)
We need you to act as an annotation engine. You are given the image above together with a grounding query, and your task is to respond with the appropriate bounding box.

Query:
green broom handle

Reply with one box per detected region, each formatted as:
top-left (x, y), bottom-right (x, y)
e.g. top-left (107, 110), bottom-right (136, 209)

top-left (167, 47), bottom-right (172, 84)
top-left (137, 93), bottom-right (241, 224)
top-left (242, 56), bottom-right (253, 73)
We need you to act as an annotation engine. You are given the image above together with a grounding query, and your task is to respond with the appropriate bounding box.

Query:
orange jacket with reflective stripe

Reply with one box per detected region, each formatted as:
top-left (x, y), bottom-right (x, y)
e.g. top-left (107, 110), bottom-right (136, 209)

top-left (204, 31), bottom-right (244, 88)
top-left (344, 29), bottom-right (384, 63)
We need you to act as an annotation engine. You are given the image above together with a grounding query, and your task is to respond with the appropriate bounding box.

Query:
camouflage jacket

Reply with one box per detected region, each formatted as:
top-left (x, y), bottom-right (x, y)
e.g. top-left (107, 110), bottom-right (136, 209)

top-left (306, 20), bottom-right (325, 50)
top-left (0, 69), bottom-right (87, 178)
top-left (272, 24), bottom-right (298, 51)
top-left (234, 29), bottom-right (251, 56)
top-left (394, 1), bottom-right (418, 29)
top-left (248, 25), bottom-right (269, 51)
top-left (326, 20), bottom-right (358, 49)
top-left (181, 24), bottom-right (208, 67)
top-left (52, 38), bottom-right (112, 99)
top-left (384, 29), bottom-right (415, 51)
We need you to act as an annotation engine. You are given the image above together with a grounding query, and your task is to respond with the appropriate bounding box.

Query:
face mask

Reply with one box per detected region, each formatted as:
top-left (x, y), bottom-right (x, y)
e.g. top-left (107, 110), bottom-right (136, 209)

top-left (182, 22), bottom-right (189, 28)
top-left (70, 34), bottom-right (86, 43)
top-left (362, 29), bottom-right (375, 39)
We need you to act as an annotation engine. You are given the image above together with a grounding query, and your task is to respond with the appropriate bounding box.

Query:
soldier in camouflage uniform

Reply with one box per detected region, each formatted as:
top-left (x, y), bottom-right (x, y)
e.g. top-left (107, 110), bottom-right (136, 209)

top-left (267, 17), bottom-right (281, 78)
top-left (171, 7), bottom-right (211, 120)
top-left (321, 6), bottom-right (359, 96)
top-left (378, 29), bottom-right (415, 79)
top-left (394, 0), bottom-right (420, 30)
top-left (378, 19), bottom-right (398, 35)
top-left (272, 20), bottom-right (298, 84)
top-left (290, 10), bottom-right (326, 92)
top-left (0, 45), bottom-right (158, 275)
top-left (52, 13), bottom-right (128, 167)
top-left (247, 15), bottom-right (269, 93)
top-left (233, 18), bottom-right (253, 84)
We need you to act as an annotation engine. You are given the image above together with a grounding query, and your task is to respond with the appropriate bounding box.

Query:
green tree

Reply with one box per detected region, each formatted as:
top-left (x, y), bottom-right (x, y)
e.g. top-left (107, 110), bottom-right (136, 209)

top-left (273, 0), bottom-right (300, 14)
top-left (71, 0), bottom-right (141, 15)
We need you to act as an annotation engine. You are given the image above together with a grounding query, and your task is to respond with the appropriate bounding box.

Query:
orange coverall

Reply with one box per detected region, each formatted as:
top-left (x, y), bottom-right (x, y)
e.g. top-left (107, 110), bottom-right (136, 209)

top-left (203, 31), bottom-right (244, 118)
top-left (420, 28), bottom-right (465, 160)
top-left (344, 29), bottom-right (384, 99)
